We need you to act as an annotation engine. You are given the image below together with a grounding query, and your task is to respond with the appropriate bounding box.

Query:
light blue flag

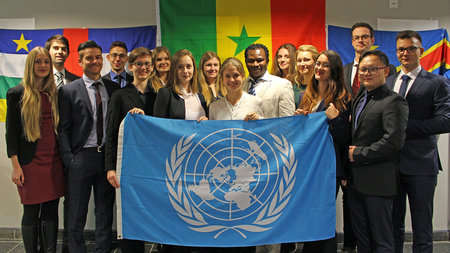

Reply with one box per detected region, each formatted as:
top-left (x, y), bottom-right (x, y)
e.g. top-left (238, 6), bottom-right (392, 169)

top-left (116, 113), bottom-right (336, 247)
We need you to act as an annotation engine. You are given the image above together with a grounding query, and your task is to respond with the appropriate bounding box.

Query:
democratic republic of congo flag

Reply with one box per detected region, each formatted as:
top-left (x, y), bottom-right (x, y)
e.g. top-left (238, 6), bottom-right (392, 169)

top-left (0, 26), bottom-right (156, 121)
top-left (328, 25), bottom-right (450, 76)
top-left (157, 0), bottom-right (326, 69)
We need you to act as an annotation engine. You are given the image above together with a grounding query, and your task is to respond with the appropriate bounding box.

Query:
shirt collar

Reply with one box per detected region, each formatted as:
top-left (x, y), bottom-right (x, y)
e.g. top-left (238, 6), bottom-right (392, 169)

top-left (53, 67), bottom-right (66, 76)
top-left (110, 70), bottom-right (127, 80)
top-left (398, 65), bottom-right (421, 80)
top-left (83, 74), bottom-right (104, 88)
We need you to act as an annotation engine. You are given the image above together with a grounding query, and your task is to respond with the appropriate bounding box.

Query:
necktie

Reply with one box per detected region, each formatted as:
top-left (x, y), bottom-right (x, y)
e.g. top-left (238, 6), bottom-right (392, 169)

top-left (115, 75), bottom-right (124, 87)
top-left (354, 91), bottom-right (367, 129)
top-left (55, 71), bottom-right (64, 88)
top-left (248, 79), bottom-right (258, 96)
top-left (93, 82), bottom-right (103, 146)
top-left (352, 64), bottom-right (360, 97)
top-left (398, 75), bottom-right (411, 97)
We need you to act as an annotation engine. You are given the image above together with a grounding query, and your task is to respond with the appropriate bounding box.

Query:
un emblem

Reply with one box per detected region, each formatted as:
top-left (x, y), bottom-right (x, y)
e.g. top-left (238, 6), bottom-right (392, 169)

top-left (165, 129), bottom-right (297, 238)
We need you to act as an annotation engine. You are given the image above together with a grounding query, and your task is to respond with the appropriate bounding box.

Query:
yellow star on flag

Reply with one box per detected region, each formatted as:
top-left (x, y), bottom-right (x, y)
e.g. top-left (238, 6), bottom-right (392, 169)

top-left (13, 33), bottom-right (32, 52)
top-left (371, 45), bottom-right (379, 50)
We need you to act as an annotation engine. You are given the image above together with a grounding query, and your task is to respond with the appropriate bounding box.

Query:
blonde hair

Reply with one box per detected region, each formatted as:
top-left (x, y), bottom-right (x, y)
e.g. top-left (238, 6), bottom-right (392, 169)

top-left (294, 45), bottom-right (319, 87)
top-left (152, 46), bottom-right (171, 87)
top-left (219, 57), bottom-right (245, 96)
top-left (198, 51), bottom-right (221, 105)
top-left (21, 47), bottom-right (59, 142)
top-left (167, 49), bottom-right (199, 95)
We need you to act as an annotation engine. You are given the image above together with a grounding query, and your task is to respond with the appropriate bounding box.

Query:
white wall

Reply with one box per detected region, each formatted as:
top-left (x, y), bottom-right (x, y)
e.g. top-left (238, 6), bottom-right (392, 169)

top-left (0, 0), bottom-right (448, 234)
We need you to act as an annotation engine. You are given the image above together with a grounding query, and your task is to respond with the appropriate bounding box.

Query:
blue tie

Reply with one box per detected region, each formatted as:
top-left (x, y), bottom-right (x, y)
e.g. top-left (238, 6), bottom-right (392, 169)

top-left (398, 75), bottom-right (411, 97)
top-left (248, 79), bottom-right (258, 96)
top-left (354, 91), bottom-right (367, 129)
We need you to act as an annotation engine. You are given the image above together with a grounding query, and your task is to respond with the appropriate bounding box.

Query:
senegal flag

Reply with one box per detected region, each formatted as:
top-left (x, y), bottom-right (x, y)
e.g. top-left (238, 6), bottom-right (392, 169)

top-left (0, 26), bottom-right (156, 122)
top-left (157, 0), bottom-right (326, 68)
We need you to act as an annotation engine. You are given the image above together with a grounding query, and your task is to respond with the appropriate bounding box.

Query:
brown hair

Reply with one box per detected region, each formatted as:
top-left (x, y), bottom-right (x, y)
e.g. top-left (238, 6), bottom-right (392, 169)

top-left (167, 49), bottom-right (198, 95)
top-left (299, 50), bottom-right (351, 113)
top-left (198, 51), bottom-right (221, 105)
top-left (272, 43), bottom-right (297, 82)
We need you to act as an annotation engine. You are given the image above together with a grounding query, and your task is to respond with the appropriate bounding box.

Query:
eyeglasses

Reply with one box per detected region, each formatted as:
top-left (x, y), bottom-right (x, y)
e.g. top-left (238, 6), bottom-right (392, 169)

top-left (133, 62), bottom-right (152, 68)
top-left (358, 66), bottom-right (386, 75)
top-left (396, 46), bottom-right (420, 54)
top-left (352, 35), bottom-right (371, 41)
top-left (314, 62), bottom-right (330, 68)
top-left (110, 53), bottom-right (127, 59)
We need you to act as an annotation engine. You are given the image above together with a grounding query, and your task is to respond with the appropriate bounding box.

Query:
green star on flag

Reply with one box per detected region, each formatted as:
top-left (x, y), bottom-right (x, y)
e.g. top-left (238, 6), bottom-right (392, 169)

top-left (228, 26), bottom-right (261, 56)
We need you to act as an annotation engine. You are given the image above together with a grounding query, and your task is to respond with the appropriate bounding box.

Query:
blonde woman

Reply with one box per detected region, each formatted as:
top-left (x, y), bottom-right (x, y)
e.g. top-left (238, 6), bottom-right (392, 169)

top-left (152, 46), bottom-right (171, 88)
top-left (293, 45), bottom-right (319, 107)
top-left (6, 47), bottom-right (64, 253)
top-left (198, 51), bottom-right (225, 105)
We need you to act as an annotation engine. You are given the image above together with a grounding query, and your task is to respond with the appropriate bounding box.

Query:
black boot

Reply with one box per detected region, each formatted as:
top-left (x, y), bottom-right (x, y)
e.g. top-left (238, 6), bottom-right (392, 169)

top-left (22, 224), bottom-right (38, 253)
top-left (40, 221), bottom-right (58, 253)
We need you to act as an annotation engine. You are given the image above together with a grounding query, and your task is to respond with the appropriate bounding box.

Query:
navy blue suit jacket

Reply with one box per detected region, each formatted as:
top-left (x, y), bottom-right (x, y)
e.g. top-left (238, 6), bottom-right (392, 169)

top-left (386, 69), bottom-right (450, 175)
top-left (57, 77), bottom-right (119, 167)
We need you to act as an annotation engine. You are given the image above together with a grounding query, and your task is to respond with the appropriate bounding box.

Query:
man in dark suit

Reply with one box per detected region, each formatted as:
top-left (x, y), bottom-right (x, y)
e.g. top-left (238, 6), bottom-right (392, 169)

top-left (343, 22), bottom-right (396, 98)
top-left (348, 50), bottom-right (408, 252)
top-left (45, 35), bottom-right (79, 88)
top-left (102, 41), bottom-right (133, 88)
top-left (58, 40), bottom-right (119, 253)
top-left (386, 30), bottom-right (450, 253)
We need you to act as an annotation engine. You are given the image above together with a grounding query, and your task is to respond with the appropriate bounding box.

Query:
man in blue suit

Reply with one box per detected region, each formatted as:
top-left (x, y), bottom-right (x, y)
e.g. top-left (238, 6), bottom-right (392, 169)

top-left (386, 30), bottom-right (450, 253)
top-left (58, 40), bottom-right (119, 253)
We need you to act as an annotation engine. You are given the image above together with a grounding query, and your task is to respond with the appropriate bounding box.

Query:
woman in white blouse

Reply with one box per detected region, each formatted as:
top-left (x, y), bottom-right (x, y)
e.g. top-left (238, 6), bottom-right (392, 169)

top-left (209, 57), bottom-right (262, 121)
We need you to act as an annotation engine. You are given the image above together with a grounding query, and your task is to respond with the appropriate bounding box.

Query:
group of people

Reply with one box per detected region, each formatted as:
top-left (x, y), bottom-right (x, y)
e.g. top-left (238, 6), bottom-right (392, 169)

top-left (5, 21), bottom-right (449, 253)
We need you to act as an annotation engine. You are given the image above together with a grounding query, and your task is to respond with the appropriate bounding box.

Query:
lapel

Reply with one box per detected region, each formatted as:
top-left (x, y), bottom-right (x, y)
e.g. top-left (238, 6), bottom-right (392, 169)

top-left (78, 80), bottom-right (93, 117)
top-left (405, 68), bottom-right (427, 99)
top-left (255, 79), bottom-right (273, 100)
top-left (386, 73), bottom-right (399, 90)
top-left (126, 84), bottom-right (145, 109)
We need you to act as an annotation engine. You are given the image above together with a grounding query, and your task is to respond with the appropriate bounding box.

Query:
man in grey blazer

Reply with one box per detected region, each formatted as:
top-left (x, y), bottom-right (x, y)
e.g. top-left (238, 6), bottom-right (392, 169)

top-left (242, 43), bottom-right (295, 119)
top-left (386, 30), bottom-right (450, 253)
top-left (343, 22), bottom-right (396, 98)
top-left (102, 41), bottom-right (133, 88)
top-left (45, 35), bottom-right (80, 89)
top-left (348, 50), bottom-right (408, 252)
top-left (58, 40), bottom-right (119, 253)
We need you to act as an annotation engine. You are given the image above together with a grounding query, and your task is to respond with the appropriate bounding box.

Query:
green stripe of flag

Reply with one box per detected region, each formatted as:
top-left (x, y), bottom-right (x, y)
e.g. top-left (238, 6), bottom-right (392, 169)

top-left (160, 0), bottom-right (217, 63)
top-left (0, 75), bottom-right (21, 99)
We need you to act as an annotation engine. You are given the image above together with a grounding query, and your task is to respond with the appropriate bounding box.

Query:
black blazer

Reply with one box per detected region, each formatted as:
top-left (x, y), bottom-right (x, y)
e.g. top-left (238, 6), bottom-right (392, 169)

top-left (350, 84), bottom-right (408, 197)
top-left (105, 81), bottom-right (157, 171)
top-left (102, 71), bottom-right (133, 85)
top-left (344, 62), bottom-right (397, 98)
top-left (5, 85), bottom-right (37, 165)
top-left (299, 93), bottom-right (351, 178)
top-left (386, 69), bottom-right (450, 175)
top-left (153, 87), bottom-right (208, 119)
top-left (57, 77), bottom-right (119, 167)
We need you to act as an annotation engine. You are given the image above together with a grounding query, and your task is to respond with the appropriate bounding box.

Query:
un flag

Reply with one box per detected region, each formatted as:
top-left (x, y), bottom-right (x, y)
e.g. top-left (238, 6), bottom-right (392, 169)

top-left (116, 113), bottom-right (336, 247)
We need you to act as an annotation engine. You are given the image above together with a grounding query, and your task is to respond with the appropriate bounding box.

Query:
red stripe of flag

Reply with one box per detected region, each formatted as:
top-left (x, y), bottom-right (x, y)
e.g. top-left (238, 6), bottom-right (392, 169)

top-left (270, 0), bottom-right (326, 58)
top-left (63, 28), bottom-right (89, 77)
top-left (421, 43), bottom-right (445, 71)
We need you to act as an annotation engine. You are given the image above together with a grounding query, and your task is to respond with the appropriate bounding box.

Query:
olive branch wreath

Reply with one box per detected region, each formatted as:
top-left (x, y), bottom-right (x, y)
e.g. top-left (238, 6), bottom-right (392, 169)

top-left (165, 132), bottom-right (297, 238)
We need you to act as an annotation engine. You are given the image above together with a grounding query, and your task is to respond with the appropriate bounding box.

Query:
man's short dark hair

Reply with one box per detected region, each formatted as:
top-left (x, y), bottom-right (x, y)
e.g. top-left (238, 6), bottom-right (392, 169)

top-left (351, 22), bottom-right (375, 38)
top-left (359, 50), bottom-right (390, 66)
top-left (109, 41), bottom-right (128, 52)
top-left (77, 40), bottom-right (102, 59)
top-left (244, 44), bottom-right (269, 62)
top-left (396, 30), bottom-right (422, 44)
top-left (45, 34), bottom-right (70, 54)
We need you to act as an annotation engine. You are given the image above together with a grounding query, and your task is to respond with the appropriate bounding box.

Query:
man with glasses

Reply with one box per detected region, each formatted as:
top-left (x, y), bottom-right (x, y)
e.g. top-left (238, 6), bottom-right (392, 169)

top-left (386, 30), bottom-right (450, 253)
top-left (343, 22), bottom-right (396, 98)
top-left (348, 50), bottom-right (408, 252)
top-left (103, 41), bottom-right (133, 87)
